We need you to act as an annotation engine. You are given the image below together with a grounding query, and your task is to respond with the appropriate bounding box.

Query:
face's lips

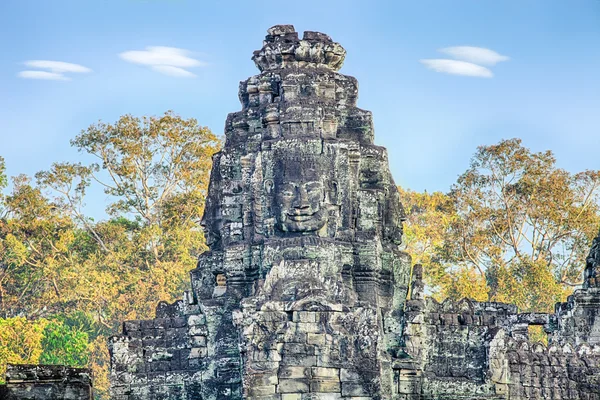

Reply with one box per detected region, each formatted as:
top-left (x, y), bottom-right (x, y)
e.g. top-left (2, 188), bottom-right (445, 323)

top-left (287, 212), bottom-right (315, 222)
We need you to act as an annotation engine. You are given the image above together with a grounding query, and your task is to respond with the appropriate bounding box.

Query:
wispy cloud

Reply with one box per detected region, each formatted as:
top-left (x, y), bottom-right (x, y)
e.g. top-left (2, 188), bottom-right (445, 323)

top-left (24, 60), bottom-right (92, 73)
top-left (151, 65), bottom-right (197, 78)
top-left (420, 46), bottom-right (509, 78)
top-left (18, 60), bottom-right (92, 80)
top-left (119, 46), bottom-right (206, 77)
top-left (18, 71), bottom-right (70, 81)
top-left (438, 46), bottom-right (509, 66)
top-left (420, 59), bottom-right (493, 78)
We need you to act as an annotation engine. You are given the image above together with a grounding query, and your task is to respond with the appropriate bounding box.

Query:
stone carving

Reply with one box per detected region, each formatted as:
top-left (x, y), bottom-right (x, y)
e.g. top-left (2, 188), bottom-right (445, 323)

top-left (108, 24), bottom-right (600, 400)
top-left (109, 25), bottom-right (410, 400)
top-left (272, 154), bottom-right (334, 234)
top-left (584, 229), bottom-right (600, 288)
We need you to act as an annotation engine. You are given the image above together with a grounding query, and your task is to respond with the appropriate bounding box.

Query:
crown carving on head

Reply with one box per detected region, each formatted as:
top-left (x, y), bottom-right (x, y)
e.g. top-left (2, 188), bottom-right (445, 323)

top-left (273, 149), bottom-right (335, 168)
top-left (252, 25), bottom-right (346, 72)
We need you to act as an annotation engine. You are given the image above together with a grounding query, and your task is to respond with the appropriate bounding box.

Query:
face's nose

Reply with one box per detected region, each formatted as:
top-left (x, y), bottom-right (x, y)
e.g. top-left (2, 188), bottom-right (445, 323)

top-left (293, 186), bottom-right (310, 209)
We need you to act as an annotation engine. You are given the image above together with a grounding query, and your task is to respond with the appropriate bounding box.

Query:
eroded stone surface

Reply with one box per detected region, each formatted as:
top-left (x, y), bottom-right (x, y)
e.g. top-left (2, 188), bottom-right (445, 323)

top-left (108, 25), bottom-right (600, 400)
top-left (399, 265), bottom-right (600, 399)
top-left (109, 24), bottom-right (409, 400)
top-left (0, 364), bottom-right (92, 399)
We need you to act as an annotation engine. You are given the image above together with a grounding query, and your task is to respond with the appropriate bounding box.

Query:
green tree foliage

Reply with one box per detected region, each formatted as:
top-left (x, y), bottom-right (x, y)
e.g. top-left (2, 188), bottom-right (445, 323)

top-left (0, 156), bottom-right (6, 193)
top-left (0, 175), bottom-right (77, 318)
top-left (401, 138), bottom-right (600, 312)
top-left (398, 188), bottom-right (463, 299)
top-left (27, 111), bottom-right (220, 324)
top-left (0, 112), bottom-right (221, 397)
top-left (0, 317), bottom-right (46, 382)
top-left (0, 317), bottom-right (87, 383)
top-left (39, 320), bottom-right (89, 366)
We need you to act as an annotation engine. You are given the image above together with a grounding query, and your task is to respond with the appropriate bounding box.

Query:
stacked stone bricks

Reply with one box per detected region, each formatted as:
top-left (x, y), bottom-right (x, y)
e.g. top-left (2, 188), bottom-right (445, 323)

top-left (0, 364), bottom-right (92, 399)
top-left (399, 265), bottom-right (600, 399)
top-left (109, 25), bottom-right (600, 400)
top-left (110, 25), bottom-right (410, 400)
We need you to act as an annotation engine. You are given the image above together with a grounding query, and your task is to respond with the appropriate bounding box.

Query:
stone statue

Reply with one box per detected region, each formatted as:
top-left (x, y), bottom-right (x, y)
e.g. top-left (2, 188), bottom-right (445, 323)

top-left (271, 154), bottom-right (334, 234)
top-left (584, 230), bottom-right (600, 288)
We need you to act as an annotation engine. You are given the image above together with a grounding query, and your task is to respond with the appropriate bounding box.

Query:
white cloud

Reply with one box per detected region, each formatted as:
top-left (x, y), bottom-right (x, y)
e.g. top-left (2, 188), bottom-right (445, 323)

top-left (18, 60), bottom-right (91, 81)
top-left (119, 46), bottom-right (206, 77)
top-left (151, 65), bottom-right (197, 78)
top-left (419, 59), bottom-right (493, 78)
top-left (18, 70), bottom-right (70, 81)
top-left (438, 46), bottom-right (509, 66)
top-left (23, 60), bottom-right (92, 73)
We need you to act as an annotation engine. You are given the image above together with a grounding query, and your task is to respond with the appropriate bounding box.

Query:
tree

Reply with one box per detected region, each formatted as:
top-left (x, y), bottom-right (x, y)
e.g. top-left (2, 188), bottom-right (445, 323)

top-left (0, 175), bottom-right (78, 318)
top-left (32, 111), bottom-right (220, 322)
top-left (69, 111), bottom-right (217, 243)
top-left (0, 317), bottom-right (90, 384)
top-left (400, 188), bottom-right (473, 300)
top-left (0, 156), bottom-right (6, 207)
top-left (0, 317), bottom-right (46, 382)
top-left (0, 112), bottom-right (220, 398)
top-left (39, 320), bottom-right (89, 366)
top-left (401, 139), bottom-right (600, 312)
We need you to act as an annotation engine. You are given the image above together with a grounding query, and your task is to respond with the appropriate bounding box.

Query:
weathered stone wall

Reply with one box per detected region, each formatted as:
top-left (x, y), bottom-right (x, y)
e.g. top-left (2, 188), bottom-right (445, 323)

top-left (238, 304), bottom-right (383, 398)
top-left (502, 340), bottom-right (600, 399)
top-left (551, 288), bottom-right (600, 346)
top-left (0, 364), bottom-right (92, 399)
top-left (399, 265), bottom-right (600, 399)
top-left (110, 297), bottom-right (242, 399)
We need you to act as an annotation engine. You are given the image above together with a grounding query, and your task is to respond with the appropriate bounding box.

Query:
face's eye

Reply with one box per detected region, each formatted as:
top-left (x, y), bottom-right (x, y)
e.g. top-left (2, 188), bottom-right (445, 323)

top-left (280, 183), bottom-right (296, 197)
top-left (305, 182), bottom-right (322, 193)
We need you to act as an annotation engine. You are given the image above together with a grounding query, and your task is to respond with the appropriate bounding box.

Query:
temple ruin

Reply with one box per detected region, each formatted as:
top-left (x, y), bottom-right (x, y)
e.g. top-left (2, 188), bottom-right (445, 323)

top-left (0, 364), bottom-right (92, 399)
top-left (107, 25), bottom-right (600, 400)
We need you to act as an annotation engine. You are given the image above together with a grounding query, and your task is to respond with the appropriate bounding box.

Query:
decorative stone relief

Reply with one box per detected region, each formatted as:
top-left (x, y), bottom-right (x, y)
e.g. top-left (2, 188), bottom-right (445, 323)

top-left (107, 25), bottom-right (600, 400)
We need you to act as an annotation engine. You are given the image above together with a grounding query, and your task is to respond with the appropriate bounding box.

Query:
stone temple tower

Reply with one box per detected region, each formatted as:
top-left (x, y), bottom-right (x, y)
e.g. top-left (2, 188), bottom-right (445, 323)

top-left (110, 24), bottom-right (600, 400)
top-left (110, 25), bottom-right (411, 399)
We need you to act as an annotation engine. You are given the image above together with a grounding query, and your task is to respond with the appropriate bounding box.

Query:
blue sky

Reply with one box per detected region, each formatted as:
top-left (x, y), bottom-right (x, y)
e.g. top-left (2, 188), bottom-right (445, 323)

top-left (1, 0), bottom-right (599, 218)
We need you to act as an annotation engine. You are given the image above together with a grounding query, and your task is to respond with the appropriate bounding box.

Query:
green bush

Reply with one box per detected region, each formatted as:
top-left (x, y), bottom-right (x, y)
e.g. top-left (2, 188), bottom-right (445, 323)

top-left (40, 320), bottom-right (89, 367)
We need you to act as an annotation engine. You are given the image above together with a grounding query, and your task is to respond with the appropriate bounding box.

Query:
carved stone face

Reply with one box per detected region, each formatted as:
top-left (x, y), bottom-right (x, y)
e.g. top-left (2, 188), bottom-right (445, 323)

top-left (273, 156), bottom-right (329, 233)
top-left (276, 180), bottom-right (326, 232)
top-left (216, 274), bottom-right (227, 287)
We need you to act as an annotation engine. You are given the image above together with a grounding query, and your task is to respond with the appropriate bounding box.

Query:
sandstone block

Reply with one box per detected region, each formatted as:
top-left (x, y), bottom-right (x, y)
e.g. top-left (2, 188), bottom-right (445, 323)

top-left (281, 355), bottom-right (317, 367)
top-left (311, 367), bottom-right (339, 379)
top-left (188, 347), bottom-right (207, 359)
top-left (307, 333), bottom-right (327, 346)
top-left (189, 335), bottom-right (206, 347)
top-left (293, 311), bottom-right (318, 323)
top-left (310, 379), bottom-right (341, 392)
top-left (187, 314), bottom-right (206, 326)
top-left (342, 382), bottom-right (369, 396)
top-left (282, 343), bottom-right (315, 355)
top-left (282, 394), bottom-right (302, 400)
top-left (248, 384), bottom-right (277, 396)
top-left (301, 394), bottom-right (343, 400)
top-left (294, 322), bottom-right (324, 333)
top-left (279, 366), bottom-right (310, 379)
top-left (277, 378), bottom-right (310, 393)
top-left (247, 372), bottom-right (278, 386)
